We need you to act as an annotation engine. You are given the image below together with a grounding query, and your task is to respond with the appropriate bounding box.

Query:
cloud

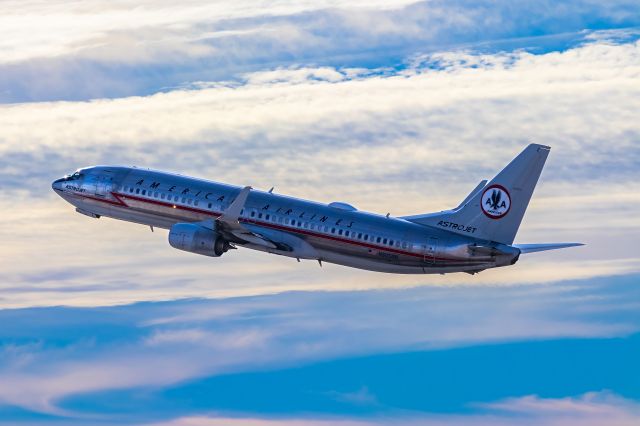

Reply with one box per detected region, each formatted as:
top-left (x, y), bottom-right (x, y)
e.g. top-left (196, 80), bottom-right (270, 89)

top-left (327, 387), bottom-right (379, 407)
top-left (1, 1), bottom-right (639, 102)
top-left (2, 37), bottom-right (638, 183)
top-left (481, 391), bottom-right (638, 417)
top-left (0, 273), bottom-right (638, 418)
top-left (144, 392), bottom-right (640, 426)
top-left (1, 37), bottom-right (639, 306)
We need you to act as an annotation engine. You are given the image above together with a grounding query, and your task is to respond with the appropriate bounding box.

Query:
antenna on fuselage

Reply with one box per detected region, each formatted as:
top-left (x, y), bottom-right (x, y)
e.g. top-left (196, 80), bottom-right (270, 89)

top-left (268, 187), bottom-right (274, 193)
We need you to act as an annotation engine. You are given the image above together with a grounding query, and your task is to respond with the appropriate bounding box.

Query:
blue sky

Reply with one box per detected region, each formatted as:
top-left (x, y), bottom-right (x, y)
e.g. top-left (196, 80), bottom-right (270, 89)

top-left (1, 0), bottom-right (639, 424)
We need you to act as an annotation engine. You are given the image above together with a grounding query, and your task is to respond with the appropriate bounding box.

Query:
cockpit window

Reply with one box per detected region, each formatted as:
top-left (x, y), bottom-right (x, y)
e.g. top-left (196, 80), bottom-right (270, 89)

top-left (67, 171), bottom-right (84, 181)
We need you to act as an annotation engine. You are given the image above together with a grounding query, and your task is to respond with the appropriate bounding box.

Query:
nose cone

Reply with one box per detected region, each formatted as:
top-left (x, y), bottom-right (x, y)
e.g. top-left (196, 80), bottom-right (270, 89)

top-left (52, 178), bottom-right (65, 192)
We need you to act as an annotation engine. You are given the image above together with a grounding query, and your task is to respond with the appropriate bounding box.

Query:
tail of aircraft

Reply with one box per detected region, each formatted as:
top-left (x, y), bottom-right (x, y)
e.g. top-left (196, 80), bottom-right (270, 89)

top-left (403, 144), bottom-right (575, 247)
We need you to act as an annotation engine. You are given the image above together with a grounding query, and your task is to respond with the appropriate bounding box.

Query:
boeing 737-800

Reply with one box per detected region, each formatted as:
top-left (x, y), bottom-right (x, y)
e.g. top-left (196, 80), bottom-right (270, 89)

top-left (52, 144), bottom-right (582, 274)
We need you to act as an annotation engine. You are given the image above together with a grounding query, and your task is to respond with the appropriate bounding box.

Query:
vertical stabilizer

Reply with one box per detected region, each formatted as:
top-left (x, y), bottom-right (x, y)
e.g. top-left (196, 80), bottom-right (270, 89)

top-left (402, 144), bottom-right (550, 244)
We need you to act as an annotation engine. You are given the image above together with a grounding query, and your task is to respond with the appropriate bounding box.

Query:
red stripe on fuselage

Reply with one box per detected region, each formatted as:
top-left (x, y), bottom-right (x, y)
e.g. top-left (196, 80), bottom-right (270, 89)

top-left (72, 190), bottom-right (464, 263)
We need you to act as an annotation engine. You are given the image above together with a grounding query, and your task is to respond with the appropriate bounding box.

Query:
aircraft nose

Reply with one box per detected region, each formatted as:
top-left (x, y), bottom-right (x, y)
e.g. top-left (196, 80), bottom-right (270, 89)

top-left (52, 178), bottom-right (65, 192)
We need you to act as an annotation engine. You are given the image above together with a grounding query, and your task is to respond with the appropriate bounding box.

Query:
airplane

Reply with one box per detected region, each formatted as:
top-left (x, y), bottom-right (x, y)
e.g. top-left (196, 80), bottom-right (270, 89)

top-left (52, 144), bottom-right (582, 274)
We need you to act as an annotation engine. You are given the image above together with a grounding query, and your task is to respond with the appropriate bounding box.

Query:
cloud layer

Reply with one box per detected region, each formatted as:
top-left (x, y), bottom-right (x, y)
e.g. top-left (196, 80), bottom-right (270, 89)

top-left (146, 392), bottom-right (640, 426)
top-left (1, 35), bottom-right (639, 306)
top-left (0, 273), bottom-right (638, 422)
top-left (1, 0), bottom-right (639, 102)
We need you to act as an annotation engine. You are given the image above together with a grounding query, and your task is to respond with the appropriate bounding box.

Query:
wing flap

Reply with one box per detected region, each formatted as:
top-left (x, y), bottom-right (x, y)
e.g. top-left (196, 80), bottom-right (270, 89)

top-left (229, 229), bottom-right (278, 249)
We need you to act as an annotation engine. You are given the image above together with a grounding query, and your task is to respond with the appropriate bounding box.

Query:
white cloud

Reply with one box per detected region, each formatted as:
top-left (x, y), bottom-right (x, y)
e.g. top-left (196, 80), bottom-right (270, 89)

top-left (1, 1), bottom-right (639, 102)
top-left (476, 392), bottom-right (640, 426)
top-left (0, 0), bottom-right (419, 64)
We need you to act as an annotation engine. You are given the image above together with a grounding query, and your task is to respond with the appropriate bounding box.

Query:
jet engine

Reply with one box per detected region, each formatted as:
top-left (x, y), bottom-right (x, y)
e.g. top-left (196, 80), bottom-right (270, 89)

top-left (168, 223), bottom-right (230, 257)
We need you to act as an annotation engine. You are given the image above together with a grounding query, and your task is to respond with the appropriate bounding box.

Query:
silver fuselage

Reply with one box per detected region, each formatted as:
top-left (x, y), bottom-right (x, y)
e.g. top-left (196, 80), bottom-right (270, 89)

top-left (52, 166), bottom-right (519, 274)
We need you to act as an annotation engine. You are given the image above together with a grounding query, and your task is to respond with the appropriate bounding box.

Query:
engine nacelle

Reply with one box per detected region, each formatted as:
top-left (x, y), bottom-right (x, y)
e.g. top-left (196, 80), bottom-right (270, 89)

top-left (168, 223), bottom-right (230, 257)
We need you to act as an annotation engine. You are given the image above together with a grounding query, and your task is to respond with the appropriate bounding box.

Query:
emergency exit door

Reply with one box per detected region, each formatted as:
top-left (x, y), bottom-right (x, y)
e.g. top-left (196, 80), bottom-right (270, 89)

top-left (424, 237), bottom-right (438, 263)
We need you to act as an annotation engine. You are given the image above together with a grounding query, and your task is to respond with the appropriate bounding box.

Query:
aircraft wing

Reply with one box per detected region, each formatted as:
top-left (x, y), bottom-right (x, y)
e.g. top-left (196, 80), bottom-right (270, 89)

top-left (514, 243), bottom-right (584, 253)
top-left (214, 186), bottom-right (278, 249)
top-left (211, 185), bottom-right (318, 258)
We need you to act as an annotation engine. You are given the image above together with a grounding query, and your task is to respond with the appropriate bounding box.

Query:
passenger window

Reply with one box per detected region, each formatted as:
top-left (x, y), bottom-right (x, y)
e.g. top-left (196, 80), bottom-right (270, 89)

top-left (181, 197), bottom-right (186, 203)
top-left (389, 240), bottom-right (393, 246)
top-left (194, 200), bottom-right (198, 206)
top-left (161, 193), bottom-right (165, 199)
top-left (358, 233), bottom-right (362, 239)
top-left (377, 237), bottom-right (381, 243)
top-left (251, 211), bottom-right (255, 217)
top-left (258, 213), bottom-right (262, 219)
top-left (331, 228), bottom-right (336, 234)
top-left (266, 214), bottom-right (270, 220)
top-left (208, 203), bottom-right (212, 209)
top-left (174, 196), bottom-right (179, 202)
top-left (383, 238), bottom-right (387, 244)
top-left (345, 230), bottom-right (350, 237)
top-left (187, 199), bottom-right (192, 205)
top-left (142, 190), bottom-right (146, 195)
top-left (136, 188), bottom-right (140, 194)
top-left (338, 229), bottom-right (343, 235)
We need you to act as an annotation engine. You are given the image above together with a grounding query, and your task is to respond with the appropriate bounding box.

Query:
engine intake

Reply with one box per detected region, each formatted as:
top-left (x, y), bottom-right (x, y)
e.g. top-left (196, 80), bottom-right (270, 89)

top-left (168, 223), bottom-right (229, 257)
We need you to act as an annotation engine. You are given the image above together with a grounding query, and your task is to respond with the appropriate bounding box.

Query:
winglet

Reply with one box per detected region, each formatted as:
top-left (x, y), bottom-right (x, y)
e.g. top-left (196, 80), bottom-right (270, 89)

top-left (219, 186), bottom-right (252, 223)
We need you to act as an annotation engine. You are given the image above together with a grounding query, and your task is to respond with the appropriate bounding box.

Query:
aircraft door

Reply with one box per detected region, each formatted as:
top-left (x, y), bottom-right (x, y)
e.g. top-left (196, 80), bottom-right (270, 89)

top-left (424, 237), bottom-right (438, 263)
top-left (94, 171), bottom-right (115, 198)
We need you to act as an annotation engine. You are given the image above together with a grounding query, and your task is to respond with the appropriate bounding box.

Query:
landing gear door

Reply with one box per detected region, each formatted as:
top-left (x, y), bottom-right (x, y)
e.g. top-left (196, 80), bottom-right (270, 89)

top-left (424, 237), bottom-right (438, 263)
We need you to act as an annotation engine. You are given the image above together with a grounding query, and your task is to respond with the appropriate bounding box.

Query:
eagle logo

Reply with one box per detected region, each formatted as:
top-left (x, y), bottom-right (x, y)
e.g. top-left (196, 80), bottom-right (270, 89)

top-left (481, 185), bottom-right (511, 219)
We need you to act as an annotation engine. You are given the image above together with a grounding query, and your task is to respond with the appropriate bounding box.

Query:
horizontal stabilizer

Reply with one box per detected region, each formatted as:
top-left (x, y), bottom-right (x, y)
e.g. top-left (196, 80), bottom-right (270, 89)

top-left (514, 243), bottom-right (584, 254)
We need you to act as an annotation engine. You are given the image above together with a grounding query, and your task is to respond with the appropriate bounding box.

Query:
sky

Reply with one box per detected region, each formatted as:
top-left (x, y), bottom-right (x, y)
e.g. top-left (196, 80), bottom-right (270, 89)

top-left (0, 0), bottom-right (639, 424)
